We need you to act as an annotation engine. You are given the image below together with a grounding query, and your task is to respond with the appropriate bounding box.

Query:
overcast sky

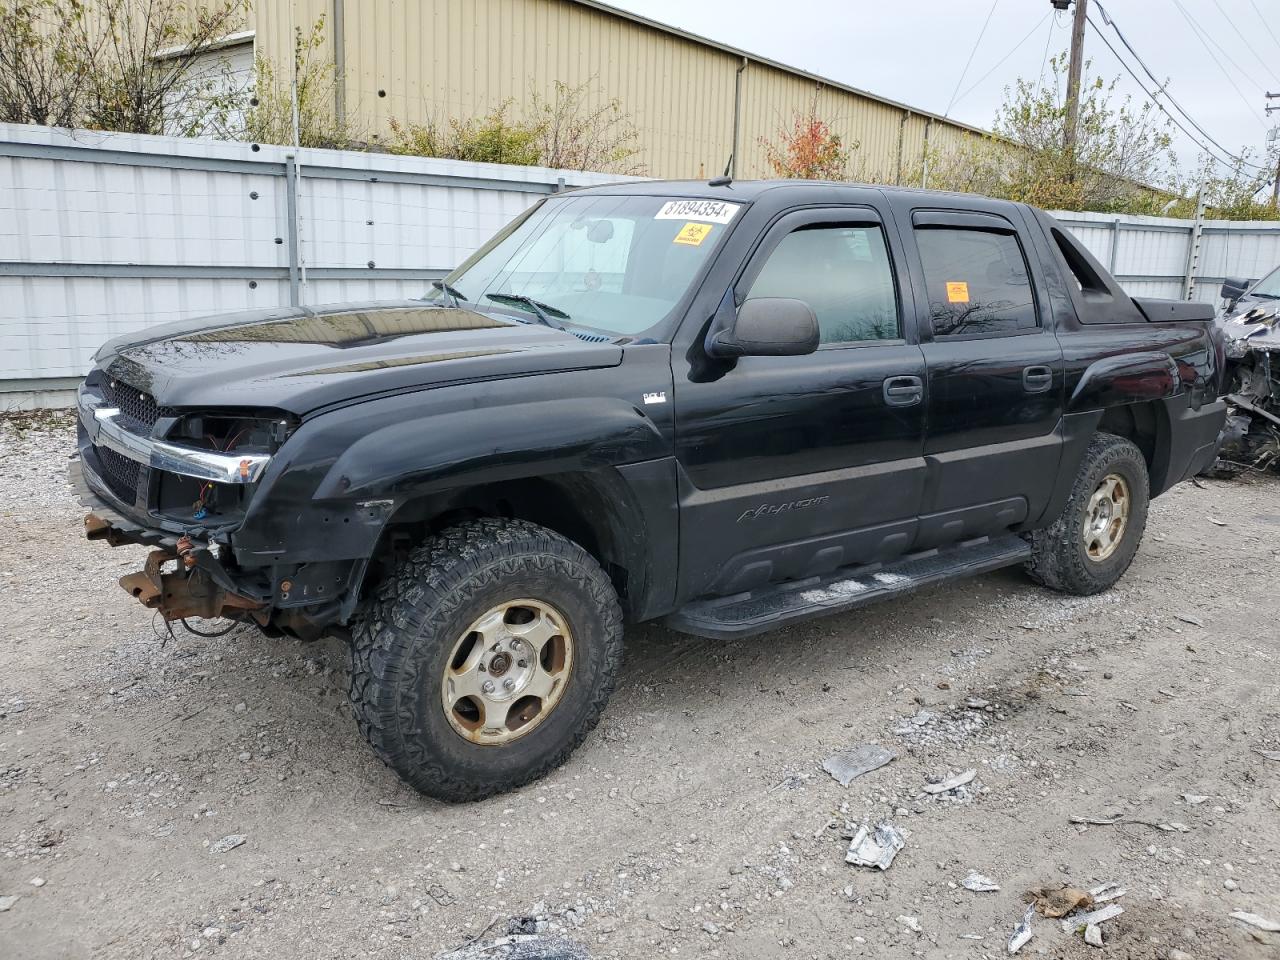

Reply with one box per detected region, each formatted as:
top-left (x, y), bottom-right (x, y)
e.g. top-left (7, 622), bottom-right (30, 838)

top-left (608, 0), bottom-right (1279, 180)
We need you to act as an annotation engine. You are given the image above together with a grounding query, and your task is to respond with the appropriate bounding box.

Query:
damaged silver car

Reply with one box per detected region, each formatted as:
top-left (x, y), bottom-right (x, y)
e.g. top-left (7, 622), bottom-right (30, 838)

top-left (1217, 271), bottom-right (1280, 471)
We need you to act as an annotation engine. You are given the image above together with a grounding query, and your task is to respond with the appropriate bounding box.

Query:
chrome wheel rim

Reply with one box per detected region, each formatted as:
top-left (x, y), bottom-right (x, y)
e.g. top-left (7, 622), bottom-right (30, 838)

top-left (1083, 473), bottom-right (1131, 562)
top-left (441, 599), bottom-right (573, 746)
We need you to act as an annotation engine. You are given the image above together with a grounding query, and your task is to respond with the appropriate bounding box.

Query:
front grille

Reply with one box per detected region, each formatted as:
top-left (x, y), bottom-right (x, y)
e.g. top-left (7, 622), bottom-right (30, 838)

top-left (96, 445), bottom-right (141, 503)
top-left (101, 379), bottom-right (172, 431)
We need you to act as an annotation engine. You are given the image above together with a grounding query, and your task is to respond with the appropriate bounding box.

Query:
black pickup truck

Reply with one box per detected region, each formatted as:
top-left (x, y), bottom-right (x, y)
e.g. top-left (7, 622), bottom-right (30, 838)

top-left (74, 180), bottom-right (1225, 801)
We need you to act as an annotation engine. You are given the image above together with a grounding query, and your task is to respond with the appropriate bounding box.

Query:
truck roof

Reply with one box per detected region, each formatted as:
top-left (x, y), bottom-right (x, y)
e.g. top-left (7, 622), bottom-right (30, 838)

top-left (568, 178), bottom-right (1027, 214)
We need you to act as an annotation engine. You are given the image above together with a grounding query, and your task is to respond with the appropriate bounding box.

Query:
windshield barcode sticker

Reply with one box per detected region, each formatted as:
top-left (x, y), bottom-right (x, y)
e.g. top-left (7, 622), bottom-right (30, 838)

top-left (655, 200), bottom-right (741, 224)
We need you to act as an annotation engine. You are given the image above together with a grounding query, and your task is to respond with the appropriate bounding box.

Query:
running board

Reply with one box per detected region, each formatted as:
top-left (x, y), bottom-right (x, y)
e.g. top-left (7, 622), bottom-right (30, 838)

top-left (664, 534), bottom-right (1032, 640)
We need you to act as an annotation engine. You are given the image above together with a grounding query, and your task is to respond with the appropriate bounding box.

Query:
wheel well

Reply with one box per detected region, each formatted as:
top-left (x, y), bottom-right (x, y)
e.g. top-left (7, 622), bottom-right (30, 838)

top-left (364, 474), bottom-right (632, 614)
top-left (1096, 401), bottom-right (1170, 492)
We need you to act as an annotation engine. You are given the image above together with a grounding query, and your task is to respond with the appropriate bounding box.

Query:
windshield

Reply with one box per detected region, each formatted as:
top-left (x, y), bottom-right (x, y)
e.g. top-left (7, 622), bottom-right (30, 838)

top-left (1250, 264), bottom-right (1280, 299)
top-left (427, 194), bottom-right (742, 337)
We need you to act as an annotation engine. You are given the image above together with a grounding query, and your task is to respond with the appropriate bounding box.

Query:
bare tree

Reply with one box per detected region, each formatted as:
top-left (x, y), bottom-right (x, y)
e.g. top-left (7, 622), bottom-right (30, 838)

top-left (0, 0), bottom-right (97, 126)
top-left (73, 0), bottom-right (249, 135)
top-left (529, 79), bottom-right (643, 174)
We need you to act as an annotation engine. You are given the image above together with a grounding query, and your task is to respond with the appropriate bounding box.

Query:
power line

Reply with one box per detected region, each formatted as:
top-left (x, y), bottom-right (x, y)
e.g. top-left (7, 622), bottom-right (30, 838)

top-left (1037, 10), bottom-right (1061, 92)
top-left (1207, 0), bottom-right (1280, 87)
top-left (1092, 1), bottom-right (1266, 172)
top-left (1170, 0), bottom-right (1268, 129)
top-left (1247, 0), bottom-right (1280, 56)
top-left (1086, 13), bottom-right (1263, 175)
top-left (944, 0), bottom-right (1000, 117)
top-left (951, 11), bottom-right (1051, 110)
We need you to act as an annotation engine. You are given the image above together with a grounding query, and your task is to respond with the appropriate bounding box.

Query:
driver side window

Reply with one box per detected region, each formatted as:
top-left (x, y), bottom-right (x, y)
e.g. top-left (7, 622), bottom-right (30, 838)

top-left (745, 225), bottom-right (900, 344)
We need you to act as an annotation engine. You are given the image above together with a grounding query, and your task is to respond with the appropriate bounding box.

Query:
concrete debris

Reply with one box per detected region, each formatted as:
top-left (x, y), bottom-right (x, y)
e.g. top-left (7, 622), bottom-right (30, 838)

top-left (0, 895), bottom-right (18, 912)
top-left (1255, 750), bottom-right (1280, 763)
top-left (897, 915), bottom-right (922, 934)
top-left (1062, 903), bottom-right (1124, 933)
top-left (1084, 923), bottom-right (1104, 947)
top-left (922, 768), bottom-right (976, 794)
top-left (1181, 794), bottom-right (1210, 805)
top-left (962, 871), bottom-right (1000, 893)
top-left (845, 821), bottom-right (905, 870)
top-left (1030, 886), bottom-right (1093, 919)
top-left (1088, 883), bottom-right (1126, 904)
top-left (1230, 912), bottom-right (1280, 933)
top-left (209, 834), bottom-right (246, 854)
top-left (1007, 904), bottom-right (1035, 954)
top-left (435, 935), bottom-right (592, 960)
top-left (821, 743), bottom-right (895, 786)
top-left (29, 877), bottom-right (46, 888)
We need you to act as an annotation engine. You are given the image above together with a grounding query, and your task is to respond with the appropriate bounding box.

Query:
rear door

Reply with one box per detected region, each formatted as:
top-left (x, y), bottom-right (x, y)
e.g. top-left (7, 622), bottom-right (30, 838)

top-left (671, 205), bottom-right (928, 602)
top-left (895, 205), bottom-right (1065, 546)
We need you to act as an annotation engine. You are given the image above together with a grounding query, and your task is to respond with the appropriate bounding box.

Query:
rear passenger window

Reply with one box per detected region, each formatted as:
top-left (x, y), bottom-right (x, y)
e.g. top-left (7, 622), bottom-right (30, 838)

top-left (915, 228), bottom-right (1037, 336)
top-left (746, 225), bottom-right (900, 344)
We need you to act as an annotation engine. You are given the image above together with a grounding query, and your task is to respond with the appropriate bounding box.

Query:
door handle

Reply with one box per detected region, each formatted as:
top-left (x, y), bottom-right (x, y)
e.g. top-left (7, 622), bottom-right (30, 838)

top-left (1022, 365), bottom-right (1054, 393)
top-left (883, 375), bottom-right (923, 407)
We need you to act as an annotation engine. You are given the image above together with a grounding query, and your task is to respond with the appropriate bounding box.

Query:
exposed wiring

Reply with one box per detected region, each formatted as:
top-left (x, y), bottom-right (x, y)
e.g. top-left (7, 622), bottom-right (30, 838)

top-left (180, 618), bottom-right (240, 638)
top-left (944, 0), bottom-right (1000, 117)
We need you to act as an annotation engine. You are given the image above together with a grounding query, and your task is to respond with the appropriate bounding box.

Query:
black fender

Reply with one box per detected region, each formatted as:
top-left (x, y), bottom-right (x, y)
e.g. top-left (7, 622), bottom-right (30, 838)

top-left (230, 386), bottom-right (677, 621)
top-left (1067, 351), bottom-right (1180, 412)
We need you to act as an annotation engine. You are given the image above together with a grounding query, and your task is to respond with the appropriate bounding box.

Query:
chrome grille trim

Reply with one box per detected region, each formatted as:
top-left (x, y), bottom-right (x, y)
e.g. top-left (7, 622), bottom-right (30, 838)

top-left (78, 388), bottom-right (271, 485)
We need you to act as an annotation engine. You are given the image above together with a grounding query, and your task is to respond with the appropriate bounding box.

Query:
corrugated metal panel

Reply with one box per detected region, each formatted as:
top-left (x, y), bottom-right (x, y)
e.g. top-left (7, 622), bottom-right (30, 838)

top-left (331, 0), bottom-right (982, 181)
top-left (0, 122), bottom-right (631, 386)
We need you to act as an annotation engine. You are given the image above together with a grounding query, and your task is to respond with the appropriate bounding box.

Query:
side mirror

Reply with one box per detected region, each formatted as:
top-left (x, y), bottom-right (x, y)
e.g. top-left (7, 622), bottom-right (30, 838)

top-left (706, 297), bottom-right (819, 358)
top-left (1220, 277), bottom-right (1250, 303)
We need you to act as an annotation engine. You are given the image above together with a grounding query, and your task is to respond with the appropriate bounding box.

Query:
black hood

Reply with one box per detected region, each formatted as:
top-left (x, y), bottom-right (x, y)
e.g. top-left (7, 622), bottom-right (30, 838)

top-left (95, 301), bottom-right (623, 415)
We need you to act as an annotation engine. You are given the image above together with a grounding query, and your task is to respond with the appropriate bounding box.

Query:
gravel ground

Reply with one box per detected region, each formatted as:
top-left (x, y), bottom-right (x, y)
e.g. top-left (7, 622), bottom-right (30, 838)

top-left (1, 414), bottom-right (1279, 960)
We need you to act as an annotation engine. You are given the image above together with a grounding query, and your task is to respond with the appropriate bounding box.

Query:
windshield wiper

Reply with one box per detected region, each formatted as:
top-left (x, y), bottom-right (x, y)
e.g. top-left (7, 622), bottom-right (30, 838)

top-left (484, 293), bottom-right (570, 329)
top-left (430, 280), bottom-right (467, 307)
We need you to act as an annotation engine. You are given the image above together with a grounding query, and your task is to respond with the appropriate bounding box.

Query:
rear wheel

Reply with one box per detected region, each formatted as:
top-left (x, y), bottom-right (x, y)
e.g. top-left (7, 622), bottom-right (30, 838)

top-left (1026, 433), bottom-right (1150, 596)
top-left (349, 518), bottom-right (623, 802)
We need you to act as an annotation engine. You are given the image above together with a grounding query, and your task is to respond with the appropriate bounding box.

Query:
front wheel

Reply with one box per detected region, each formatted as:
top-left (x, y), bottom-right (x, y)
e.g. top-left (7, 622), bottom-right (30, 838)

top-left (349, 518), bottom-right (623, 802)
top-left (1026, 433), bottom-right (1150, 596)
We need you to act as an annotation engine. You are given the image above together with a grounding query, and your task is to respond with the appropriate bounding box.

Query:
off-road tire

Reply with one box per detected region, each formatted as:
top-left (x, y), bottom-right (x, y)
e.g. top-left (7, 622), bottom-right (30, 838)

top-left (1026, 433), bottom-right (1150, 596)
top-left (349, 518), bottom-right (623, 802)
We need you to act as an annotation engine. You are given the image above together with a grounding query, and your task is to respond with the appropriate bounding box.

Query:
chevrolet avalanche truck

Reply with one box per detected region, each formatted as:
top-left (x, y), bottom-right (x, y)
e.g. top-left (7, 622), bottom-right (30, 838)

top-left (73, 180), bottom-right (1226, 801)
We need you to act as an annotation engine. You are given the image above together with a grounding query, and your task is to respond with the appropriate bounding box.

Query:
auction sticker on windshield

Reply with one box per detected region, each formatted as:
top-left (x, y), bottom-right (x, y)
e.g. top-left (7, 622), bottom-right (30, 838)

top-left (654, 200), bottom-right (741, 224)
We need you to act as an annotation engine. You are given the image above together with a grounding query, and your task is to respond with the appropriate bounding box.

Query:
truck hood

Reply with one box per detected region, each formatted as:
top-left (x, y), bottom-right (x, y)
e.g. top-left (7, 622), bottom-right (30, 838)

top-left (95, 300), bottom-right (624, 415)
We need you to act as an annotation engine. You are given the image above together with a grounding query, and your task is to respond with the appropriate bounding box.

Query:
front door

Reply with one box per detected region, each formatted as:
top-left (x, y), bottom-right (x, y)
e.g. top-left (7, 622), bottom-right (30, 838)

top-left (895, 205), bottom-right (1066, 546)
top-left (671, 206), bottom-right (928, 603)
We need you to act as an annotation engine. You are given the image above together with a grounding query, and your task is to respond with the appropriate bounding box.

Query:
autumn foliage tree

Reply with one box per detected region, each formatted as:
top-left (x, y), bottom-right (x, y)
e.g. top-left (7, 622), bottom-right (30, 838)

top-left (760, 96), bottom-right (854, 180)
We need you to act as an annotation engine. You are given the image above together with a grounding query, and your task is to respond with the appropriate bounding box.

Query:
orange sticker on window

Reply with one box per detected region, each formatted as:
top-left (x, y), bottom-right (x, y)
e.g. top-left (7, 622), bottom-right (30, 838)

top-left (946, 281), bottom-right (970, 303)
top-left (673, 222), bottom-right (713, 246)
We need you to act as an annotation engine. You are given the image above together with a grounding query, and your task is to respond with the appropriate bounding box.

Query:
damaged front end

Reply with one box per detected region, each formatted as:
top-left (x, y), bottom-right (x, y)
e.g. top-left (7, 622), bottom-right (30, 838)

top-left (1217, 303), bottom-right (1280, 472)
top-left (108, 529), bottom-right (266, 623)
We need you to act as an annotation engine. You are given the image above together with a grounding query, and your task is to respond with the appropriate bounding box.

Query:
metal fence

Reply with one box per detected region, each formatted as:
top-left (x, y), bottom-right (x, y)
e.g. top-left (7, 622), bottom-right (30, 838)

top-left (1048, 209), bottom-right (1280, 304)
top-left (0, 123), bottom-right (633, 407)
top-left (4, 122), bottom-right (1280, 408)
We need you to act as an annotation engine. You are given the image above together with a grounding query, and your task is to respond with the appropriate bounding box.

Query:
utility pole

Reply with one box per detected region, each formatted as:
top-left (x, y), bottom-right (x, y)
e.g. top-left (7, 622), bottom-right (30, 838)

top-left (1062, 0), bottom-right (1089, 165)
top-left (1266, 92), bottom-right (1280, 208)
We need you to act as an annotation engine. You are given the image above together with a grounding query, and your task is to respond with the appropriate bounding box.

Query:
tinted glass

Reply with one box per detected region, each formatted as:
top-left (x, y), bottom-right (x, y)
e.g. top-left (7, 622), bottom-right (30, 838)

top-left (915, 228), bottom-right (1037, 336)
top-left (746, 225), bottom-right (899, 344)
top-left (431, 195), bottom-right (741, 337)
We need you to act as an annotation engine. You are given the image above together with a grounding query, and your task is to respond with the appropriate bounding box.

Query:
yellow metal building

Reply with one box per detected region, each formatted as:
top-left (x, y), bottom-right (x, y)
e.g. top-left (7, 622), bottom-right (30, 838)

top-left (216, 0), bottom-right (988, 179)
